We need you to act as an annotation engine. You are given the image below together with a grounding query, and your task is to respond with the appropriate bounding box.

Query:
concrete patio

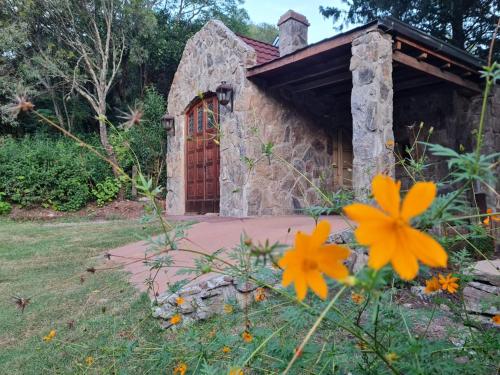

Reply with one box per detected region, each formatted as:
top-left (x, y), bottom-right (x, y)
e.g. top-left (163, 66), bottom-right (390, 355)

top-left (108, 215), bottom-right (350, 295)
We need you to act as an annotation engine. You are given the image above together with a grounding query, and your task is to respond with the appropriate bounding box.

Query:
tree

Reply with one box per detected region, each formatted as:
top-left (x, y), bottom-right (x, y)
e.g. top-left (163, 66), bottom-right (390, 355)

top-left (38, 0), bottom-right (126, 182)
top-left (246, 22), bottom-right (278, 44)
top-left (320, 0), bottom-right (500, 58)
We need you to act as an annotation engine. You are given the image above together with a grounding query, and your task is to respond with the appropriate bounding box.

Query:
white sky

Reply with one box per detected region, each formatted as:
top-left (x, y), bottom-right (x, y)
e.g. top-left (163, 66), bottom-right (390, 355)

top-left (243, 0), bottom-right (345, 43)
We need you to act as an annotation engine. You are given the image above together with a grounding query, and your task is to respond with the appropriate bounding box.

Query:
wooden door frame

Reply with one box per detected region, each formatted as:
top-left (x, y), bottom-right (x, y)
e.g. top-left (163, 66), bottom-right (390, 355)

top-left (184, 95), bottom-right (220, 213)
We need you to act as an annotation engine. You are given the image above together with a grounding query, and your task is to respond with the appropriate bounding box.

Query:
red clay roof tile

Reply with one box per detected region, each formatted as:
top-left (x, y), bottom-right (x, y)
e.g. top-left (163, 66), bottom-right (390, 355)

top-left (238, 35), bottom-right (279, 65)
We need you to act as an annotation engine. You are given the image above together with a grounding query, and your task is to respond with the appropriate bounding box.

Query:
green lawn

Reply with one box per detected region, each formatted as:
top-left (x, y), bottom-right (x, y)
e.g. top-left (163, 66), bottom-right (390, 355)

top-left (0, 218), bottom-right (167, 374)
top-left (1, 218), bottom-right (497, 374)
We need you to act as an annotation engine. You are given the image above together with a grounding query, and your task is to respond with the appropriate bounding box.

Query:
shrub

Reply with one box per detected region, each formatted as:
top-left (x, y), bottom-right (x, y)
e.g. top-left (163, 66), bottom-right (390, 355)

top-left (0, 193), bottom-right (11, 215)
top-left (92, 177), bottom-right (121, 206)
top-left (0, 135), bottom-right (113, 211)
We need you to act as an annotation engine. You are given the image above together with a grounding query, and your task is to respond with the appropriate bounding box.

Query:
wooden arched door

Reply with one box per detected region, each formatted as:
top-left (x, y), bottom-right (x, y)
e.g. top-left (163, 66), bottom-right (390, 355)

top-left (185, 96), bottom-right (220, 213)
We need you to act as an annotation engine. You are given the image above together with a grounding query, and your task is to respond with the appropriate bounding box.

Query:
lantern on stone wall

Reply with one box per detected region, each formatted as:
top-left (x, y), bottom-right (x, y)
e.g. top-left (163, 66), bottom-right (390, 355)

top-left (162, 114), bottom-right (175, 135)
top-left (216, 81), bottom-right (234, 112)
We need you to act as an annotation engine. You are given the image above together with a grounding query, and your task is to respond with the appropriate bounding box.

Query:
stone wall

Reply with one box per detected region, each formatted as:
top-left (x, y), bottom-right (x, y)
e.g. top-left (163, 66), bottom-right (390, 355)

top-left (350, 31), bottom-right (394, 200)
top-left (394, 85), bottom-right (500, 208)
top-left (166, 20), bottom-right (337, 216)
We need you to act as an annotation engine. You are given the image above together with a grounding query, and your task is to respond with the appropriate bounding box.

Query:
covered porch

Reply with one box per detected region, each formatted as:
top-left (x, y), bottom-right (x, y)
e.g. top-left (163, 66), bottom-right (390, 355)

top-left (246, 17), bottom-right (483, 199)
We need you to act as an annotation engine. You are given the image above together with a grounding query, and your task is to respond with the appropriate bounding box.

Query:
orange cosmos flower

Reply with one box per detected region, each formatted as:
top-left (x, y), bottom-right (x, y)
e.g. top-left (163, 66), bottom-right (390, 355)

top-left (254, 287), bottom-right (266, 302)
top-left (242, 330), bottom-right (253, 343)
top-left (344, 175), bottom-right (448, 280)
top-left (229, 368), bottom-right (243, 375)
top-left (43, 329), bottom-right (56, 342)
top-left (424, 276), bottom-right (441, 294)
top-left (439, 273), bottom-right (459, 294)
top-left (170, 314), bottom-right (182, 325)
top-left (173, 362), bottom-right (187, 375)
top-left (492, 315), bottom-right (500, 325)
top-left (222, 346), bottom-right (231, 353)
top-left (351, 292), bottom-right (365, 304)
top-left (278, 220), bottom-right (350, 301)
top-left (176, 297), bottom-right (185, 305)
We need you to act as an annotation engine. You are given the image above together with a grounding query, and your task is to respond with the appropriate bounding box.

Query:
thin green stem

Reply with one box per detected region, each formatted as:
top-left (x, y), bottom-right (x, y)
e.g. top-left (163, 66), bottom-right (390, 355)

top-left (283, 286), bottom-right (346, 374)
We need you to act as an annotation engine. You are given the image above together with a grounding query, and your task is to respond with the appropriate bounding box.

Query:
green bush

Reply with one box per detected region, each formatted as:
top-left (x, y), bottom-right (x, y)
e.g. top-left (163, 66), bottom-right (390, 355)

top-left (92, 177), bottom-right (121, 207)
top-left (0, 193), bottom-right (12, 215)
top-left (0, 135), bottom-right (113, 211)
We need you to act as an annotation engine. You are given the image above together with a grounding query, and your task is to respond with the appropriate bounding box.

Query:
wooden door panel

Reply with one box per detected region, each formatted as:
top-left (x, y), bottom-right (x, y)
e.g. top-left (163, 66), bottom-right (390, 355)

top-left (185, 97), bottom-right (220, 213)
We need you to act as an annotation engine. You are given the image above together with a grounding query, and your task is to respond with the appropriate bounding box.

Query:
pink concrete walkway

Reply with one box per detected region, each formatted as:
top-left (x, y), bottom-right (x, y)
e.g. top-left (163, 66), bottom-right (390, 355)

top-left (108, 215), bottom-right (349, 295)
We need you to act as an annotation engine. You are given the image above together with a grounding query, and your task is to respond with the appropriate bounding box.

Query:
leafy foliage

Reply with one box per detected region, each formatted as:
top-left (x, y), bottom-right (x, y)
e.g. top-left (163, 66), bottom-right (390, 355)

top-left (320, 0), bottom-right (500, 58)
top-left (92, 177), bottom-right (121, 207)
top-left (0, 135), bottom-right (113, 211)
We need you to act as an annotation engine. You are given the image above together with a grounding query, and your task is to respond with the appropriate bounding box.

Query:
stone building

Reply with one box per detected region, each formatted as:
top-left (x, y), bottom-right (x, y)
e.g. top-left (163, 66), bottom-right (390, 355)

top-left (166, 10), bottom-right (498, 217)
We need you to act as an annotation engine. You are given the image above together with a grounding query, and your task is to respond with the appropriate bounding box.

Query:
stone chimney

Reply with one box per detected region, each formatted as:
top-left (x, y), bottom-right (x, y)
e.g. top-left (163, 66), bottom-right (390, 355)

top-left (277, 10), bottom-right (310, 57)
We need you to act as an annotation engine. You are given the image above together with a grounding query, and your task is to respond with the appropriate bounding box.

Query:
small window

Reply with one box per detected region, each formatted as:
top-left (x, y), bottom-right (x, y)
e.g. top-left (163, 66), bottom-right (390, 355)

top-left (197, 106), bottom-right (203, 133)
top-left (207, 101), bottom-right (214, 128)
top-left (188, 112), bottom-right (194, 135)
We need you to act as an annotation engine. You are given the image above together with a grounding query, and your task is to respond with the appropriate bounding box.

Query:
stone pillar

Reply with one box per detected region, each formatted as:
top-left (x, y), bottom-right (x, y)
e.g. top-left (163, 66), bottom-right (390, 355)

top-left (350, 31), bottom-right (394, 199)
top-left (277, 10), bottom-right (309, 57)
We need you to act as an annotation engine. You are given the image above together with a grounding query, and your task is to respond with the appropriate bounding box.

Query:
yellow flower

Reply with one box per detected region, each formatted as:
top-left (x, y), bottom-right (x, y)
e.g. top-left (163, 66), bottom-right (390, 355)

top-left (170, 314), bottom-right (182, 325)
top-left (492, 315), bottom-right (500, 325)
top-left (43, 329), bottom-right (56, 342)
top-left (424, 276), bottom-right (441, 294)
top-left (351, 292), bottom-right (365, 304)
top-left (344, 175), bottom-right (448, 280)
top-left (483, 208), bottom-right (500, 225)
top-left (222, 346), bottom-right (231, 353)
top-left (242, 330), bottom-right (253, 343)
top-left (385, 352), bottom-right (399, 363)
top-left (385, 140), bottom-right (395, 148)
top-left (254, 287), bottom-right (266, 302)
top-left (223, 304), bottom-right (233, 314)
top-left (278, 220), bottom-right (350, 301)
top-left (176, 297), bottom-right (185, 306)
top-left (229, 368), bottom-right (243, 375)
top-left (173, 362), bottom-right (187, 375)
top-left (85, 356), bottom-right (94, 366)
top-left (438, 273), bottom-right (459, 294)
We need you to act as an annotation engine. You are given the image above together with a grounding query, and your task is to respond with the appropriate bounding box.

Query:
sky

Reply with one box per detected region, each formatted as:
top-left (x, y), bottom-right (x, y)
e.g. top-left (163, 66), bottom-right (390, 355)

top-left (243, 0), bottom-right (345, 43)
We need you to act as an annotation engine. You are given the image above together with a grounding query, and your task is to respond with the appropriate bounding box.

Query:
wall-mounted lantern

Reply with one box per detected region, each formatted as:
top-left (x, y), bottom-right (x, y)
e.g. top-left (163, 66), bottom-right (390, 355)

top-left (216, 81), bottom-right (234, 112)
top-left (162, 114), bottom-right (175, 136)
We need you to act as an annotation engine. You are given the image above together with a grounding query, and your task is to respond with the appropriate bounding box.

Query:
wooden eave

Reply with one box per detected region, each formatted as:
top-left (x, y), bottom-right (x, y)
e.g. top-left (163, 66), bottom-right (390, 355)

top-left (246, 19), bottom-right (483, 95)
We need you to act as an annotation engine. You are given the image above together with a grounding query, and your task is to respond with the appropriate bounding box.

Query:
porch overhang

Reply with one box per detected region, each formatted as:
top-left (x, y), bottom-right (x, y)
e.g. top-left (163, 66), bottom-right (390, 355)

top-left (246, 17), bottom-right (483, 96)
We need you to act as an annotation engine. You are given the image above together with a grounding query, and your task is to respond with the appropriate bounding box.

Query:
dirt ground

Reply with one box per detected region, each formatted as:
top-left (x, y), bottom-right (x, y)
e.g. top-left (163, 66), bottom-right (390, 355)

top-left (8, 199), bottom-right (152, 221)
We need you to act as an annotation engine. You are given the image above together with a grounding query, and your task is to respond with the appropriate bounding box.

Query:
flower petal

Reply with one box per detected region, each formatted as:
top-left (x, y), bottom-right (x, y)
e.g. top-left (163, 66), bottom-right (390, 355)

top-left (391, 249), bottom-right (419, 280)
top-left (306, 271), bottom-right (328, 300)
top-left (405, 227), bottom-right (448, 268)
top-left (367, 236), bottom-right (396, 270)
top-left (401, 182), bottom-right (436, 221)
top-left (372, 174), bottom-right (401, 217)
top-left (278, 249), bottom-right (301, 268)
top-left (354, 221), bottom-right (394, 246)
top-left (344, 203), bottom-right (390, 224)
top-left (311, 220), bottom-right (331, 249)
top-left (319, 244), bottom-right (350, 260)
top-left (294, 275), bottom-right (308, 301)
top-left (281, 266), bottom-right (298, 287)
top-left (319, 261), bottom-right (349, 281)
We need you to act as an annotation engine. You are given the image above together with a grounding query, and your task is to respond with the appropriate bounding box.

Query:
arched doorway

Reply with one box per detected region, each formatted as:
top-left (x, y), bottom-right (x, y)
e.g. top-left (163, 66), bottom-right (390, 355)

top-left (185, 95), bottom-right (220, 213)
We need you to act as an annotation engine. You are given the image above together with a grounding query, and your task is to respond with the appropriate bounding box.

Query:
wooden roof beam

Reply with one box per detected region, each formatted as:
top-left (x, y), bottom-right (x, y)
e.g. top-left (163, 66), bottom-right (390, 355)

top-left (247, 25), bottom-right (376, 78)
top-left (291, 71), bottom-right (352, 93)
top-left (392, 51), bottom-right (481, 93)
top-left (395, 36), bottom-right (478, 75)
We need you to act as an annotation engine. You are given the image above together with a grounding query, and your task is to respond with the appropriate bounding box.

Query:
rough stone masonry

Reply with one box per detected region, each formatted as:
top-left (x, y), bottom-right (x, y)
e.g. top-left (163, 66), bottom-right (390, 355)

top-left (350, 30), bottom-right (395, 200)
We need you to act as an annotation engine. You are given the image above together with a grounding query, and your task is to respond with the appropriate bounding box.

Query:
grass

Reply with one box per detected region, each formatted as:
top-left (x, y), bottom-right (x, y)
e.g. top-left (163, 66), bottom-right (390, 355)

top-left (0, 218), bottom-right (497, 374)
top-left (0, 218), bottom-right (166, 374)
